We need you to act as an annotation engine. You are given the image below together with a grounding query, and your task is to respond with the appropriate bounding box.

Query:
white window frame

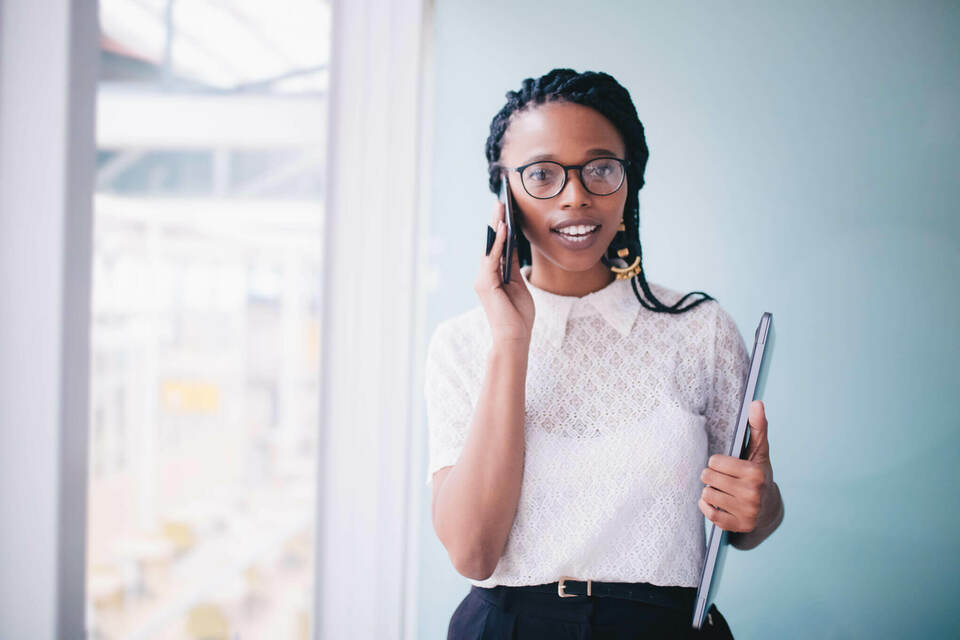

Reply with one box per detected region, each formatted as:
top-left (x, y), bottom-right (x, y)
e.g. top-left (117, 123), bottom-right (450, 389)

top-left (0, 0), bottom-right (97, 638)
top-left (313, 0), bottom-right (432, 638)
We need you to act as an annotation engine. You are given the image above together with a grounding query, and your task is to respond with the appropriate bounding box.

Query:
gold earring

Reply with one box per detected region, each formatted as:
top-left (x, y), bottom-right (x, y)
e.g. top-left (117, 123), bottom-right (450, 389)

top-left (610, 256), bottom-right (641, 280)
top-left (606, 220), bottom-right (640, 279)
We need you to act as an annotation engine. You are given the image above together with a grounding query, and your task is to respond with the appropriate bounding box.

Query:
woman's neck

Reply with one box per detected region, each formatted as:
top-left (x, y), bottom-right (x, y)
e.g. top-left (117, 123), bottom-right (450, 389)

top-left (527, 252), bottom-right (615, 297)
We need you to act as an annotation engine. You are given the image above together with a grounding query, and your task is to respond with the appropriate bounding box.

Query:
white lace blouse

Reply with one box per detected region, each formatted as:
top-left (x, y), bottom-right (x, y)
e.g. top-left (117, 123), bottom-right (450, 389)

top-left (424, 264), bottom-right (750, 588)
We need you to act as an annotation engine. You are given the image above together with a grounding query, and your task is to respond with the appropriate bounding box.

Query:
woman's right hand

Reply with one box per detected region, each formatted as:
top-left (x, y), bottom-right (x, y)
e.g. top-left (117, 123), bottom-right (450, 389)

top-left (474, 200), bottom-right (535, 347)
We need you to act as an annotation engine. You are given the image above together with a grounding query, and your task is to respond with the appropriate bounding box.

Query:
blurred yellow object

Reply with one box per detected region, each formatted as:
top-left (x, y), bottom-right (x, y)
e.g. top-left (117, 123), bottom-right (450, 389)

top-left (87, 563), bottom-right (125, 613)
top-left (306, 319), bottom-right (320, 366)
top-left (161, 520), bottom-right (196, 555)
top-left (298, 607), bottom-right (310, 640)
top-left (161, 379), bottom-right (220, 414)
top-left (185, 603), bottom-right (229, 640)
top-left (244, 565), bottom-right (265, 590)
top-left (283, 532), bottom-right (310, 564)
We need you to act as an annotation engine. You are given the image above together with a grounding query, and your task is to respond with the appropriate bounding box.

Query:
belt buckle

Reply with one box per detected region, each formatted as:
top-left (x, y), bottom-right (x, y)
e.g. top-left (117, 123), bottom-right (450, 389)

top-left (557, 576), bottom-right (592, 598)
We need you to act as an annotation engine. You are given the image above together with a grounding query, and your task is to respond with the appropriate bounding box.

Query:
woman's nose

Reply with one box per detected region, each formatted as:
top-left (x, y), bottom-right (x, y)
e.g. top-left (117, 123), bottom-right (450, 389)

top-left (557, 168), bottom-right (592, 208)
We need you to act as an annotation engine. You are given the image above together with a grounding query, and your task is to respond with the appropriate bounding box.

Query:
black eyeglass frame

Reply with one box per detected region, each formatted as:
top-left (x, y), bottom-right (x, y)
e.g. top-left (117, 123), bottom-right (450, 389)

top-left (504, 157), bottom-right (632, 200)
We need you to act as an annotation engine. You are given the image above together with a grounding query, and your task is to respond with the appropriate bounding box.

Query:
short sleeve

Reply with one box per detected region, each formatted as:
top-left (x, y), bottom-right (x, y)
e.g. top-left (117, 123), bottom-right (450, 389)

top-left (704, 305), bottom-right (751, 459)
top-left (423, 322), bottom-right (475, 487)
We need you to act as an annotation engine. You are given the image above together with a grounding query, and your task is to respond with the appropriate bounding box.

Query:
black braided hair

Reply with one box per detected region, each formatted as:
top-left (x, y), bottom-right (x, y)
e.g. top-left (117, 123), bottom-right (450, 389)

top-left (485, 68), bottom-right (714, 314)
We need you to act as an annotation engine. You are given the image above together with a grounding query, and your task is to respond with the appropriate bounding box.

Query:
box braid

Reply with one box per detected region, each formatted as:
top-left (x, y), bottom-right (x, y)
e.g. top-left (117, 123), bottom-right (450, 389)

top-left (484, 68), bottom-right (715, 314)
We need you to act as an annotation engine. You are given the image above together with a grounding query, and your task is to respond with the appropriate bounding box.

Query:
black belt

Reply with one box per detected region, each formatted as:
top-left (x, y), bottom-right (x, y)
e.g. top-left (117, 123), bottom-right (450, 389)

top-left (479, 577), bottom-right (697, 612)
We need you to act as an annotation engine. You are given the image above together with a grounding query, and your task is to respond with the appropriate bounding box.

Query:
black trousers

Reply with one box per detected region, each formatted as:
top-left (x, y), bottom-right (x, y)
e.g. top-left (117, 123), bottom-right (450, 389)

top-left (447, 585), bottom-right (734, 640)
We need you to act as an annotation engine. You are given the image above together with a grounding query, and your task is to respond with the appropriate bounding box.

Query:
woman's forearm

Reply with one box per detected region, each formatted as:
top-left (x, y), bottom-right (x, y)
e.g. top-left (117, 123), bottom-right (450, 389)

top-left (433, 341), bottom-right (529, 579)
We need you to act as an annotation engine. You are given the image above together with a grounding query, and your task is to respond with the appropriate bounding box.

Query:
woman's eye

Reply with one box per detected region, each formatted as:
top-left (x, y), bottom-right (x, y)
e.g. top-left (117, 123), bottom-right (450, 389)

top-left (527, 167), bottom-right (555, 182)
top-left (586, 163), bottom-right (613, 178)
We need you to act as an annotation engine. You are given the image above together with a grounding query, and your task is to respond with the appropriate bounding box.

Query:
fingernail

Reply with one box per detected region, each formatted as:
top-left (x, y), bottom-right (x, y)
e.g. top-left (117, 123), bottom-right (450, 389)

top-left (498, 221), bottom-right (503, 232)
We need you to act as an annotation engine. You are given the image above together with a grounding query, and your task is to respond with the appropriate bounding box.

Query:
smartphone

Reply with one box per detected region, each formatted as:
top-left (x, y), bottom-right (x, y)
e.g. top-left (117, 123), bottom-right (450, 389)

top-left (498, 172), bottom-right (518, 285)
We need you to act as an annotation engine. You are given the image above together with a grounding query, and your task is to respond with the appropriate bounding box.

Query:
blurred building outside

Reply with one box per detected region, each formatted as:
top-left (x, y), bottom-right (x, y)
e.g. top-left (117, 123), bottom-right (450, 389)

top-left (86, 2), bottom-right (330, 638)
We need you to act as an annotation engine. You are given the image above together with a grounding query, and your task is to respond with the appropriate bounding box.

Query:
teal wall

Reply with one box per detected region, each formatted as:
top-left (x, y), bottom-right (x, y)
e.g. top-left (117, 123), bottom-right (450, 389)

top-left (417, 2), bottom-right (960, 637)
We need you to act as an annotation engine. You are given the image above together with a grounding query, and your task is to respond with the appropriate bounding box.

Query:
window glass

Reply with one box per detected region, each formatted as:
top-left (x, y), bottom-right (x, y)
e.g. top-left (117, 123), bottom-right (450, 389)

top-left (86, 2), bottom-right (330, 638)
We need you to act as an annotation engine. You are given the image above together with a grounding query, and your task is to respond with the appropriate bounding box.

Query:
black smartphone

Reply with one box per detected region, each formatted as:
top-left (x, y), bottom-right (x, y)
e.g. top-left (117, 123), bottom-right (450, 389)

top-left (498, 171), bottom-right (518, 285)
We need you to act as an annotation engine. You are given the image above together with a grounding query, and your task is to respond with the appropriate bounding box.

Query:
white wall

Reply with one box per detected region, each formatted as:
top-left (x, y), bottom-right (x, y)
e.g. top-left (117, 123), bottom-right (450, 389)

top-left (418, 1), bottom-right (960, 638)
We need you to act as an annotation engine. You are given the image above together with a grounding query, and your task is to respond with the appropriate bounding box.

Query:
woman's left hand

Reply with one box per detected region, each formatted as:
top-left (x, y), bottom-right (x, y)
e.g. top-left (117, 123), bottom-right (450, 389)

top-left (698, 400), bottom-right (779, 533)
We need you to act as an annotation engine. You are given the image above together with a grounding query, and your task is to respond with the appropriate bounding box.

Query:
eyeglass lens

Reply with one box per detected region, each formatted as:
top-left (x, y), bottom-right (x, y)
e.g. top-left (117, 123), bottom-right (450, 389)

top-left (520, 158), bottom-right (625, 198)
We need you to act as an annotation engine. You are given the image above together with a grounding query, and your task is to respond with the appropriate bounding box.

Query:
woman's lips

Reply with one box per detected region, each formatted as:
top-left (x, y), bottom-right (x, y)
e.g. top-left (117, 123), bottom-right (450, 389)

top-left (550, 226), bottom-right (601, 250)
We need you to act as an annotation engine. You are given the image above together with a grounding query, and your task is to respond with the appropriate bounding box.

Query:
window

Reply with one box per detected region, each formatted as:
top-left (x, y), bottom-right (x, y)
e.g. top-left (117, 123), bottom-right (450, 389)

top-left (86, 2), bottom-right (330, 638)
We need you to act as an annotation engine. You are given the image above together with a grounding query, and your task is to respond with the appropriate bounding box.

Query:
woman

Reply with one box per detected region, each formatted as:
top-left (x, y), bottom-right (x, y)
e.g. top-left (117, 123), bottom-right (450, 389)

top-left (425, 68), bottom-right (784, 639)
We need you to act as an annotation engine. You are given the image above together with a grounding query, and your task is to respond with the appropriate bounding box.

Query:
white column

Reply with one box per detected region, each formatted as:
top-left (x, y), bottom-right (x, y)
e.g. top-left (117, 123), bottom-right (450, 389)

top-left (0, 0), bottom-right (98, 638)
top-left (314, 0), bottom-right (431, 638)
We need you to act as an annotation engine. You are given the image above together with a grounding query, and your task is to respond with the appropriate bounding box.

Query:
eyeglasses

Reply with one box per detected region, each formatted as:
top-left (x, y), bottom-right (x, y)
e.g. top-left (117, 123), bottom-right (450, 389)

top-left (505, 157), bottom-right (630, 199)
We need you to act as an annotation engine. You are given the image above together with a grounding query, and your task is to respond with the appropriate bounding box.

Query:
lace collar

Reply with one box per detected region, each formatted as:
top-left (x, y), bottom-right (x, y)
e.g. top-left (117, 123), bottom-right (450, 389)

top-left (518, 264), bottom-right (640, 350)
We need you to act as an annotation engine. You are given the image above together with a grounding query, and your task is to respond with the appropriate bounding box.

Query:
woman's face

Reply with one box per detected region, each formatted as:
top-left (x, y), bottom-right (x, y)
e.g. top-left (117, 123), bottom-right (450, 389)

top-left (498, 101), bottom-right (629, 285)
